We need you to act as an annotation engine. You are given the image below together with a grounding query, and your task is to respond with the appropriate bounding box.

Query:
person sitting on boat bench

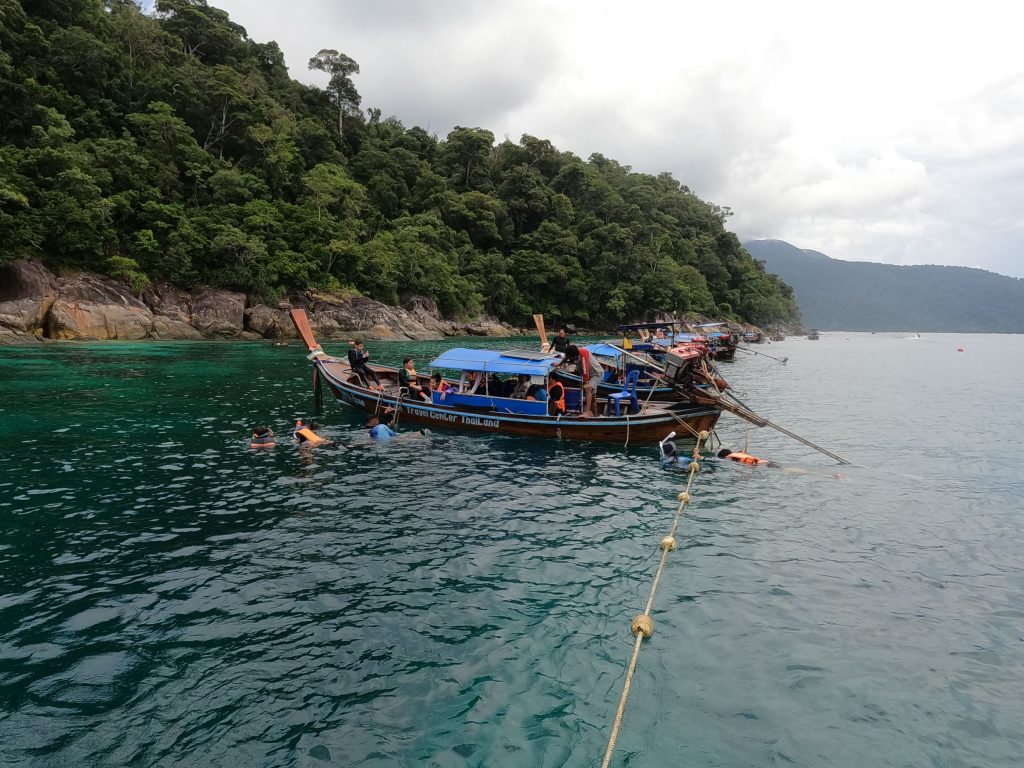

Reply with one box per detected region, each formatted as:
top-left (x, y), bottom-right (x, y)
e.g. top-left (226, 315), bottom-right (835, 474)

top-left (429, 372), bottom-right (451, 400)
top-left (460, 370), bottom-right (483, 394)
top-left (347, 340), bottom-right (381, 388)
top-left (547, 379), bottom-right (566, 416)
top-left (528, 383), bottom-right (547, 402)
top-left (399, 358), bottom-right (430, 401)
top-left (512, 374), bottom-right (531, 399)
top-left (487, 372), bottom-right (511, 397)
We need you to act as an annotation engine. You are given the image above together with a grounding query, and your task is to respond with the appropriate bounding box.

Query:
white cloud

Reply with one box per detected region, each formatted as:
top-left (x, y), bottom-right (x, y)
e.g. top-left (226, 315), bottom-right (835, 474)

top-left (213, 0), bottom-right (1024, 277)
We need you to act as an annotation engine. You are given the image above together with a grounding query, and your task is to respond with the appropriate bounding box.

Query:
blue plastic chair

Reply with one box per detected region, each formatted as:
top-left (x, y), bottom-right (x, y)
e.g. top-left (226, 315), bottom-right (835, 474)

top-left (607, 369), bottom-right (641, 416)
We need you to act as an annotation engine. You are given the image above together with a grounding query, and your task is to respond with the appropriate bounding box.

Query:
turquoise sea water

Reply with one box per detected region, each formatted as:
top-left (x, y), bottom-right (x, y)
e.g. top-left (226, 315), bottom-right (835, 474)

top-left (1, 333), bottom-right (1022, 767)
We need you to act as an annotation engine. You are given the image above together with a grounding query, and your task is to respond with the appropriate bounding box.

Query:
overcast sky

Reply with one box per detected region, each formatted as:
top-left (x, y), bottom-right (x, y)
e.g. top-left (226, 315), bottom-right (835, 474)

top-left (210, 0), bottom-right (1024, 277)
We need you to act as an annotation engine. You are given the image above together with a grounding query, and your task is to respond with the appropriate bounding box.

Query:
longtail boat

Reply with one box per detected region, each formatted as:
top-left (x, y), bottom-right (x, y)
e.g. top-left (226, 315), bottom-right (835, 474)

top-left (551, 342), bottom-right (722, 402)
top-left (694, 322), bottom-right (738, 361)
top-left (289, 310), bottom-right (720, 444)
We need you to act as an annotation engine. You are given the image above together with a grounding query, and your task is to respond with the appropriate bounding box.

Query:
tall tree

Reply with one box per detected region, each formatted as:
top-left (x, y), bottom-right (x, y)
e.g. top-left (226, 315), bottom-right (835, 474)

top-left (307, 49), bottom-right (360, 141)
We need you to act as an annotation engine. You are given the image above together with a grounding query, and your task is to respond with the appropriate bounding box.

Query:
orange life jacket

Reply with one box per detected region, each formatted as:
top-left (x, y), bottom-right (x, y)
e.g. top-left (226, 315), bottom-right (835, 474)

top-left (295, 427), bottom-right (325, 445)
top-left (725, 451), bottom-right (769, 465)
top-left (548, 381), bottom-right (566, 414)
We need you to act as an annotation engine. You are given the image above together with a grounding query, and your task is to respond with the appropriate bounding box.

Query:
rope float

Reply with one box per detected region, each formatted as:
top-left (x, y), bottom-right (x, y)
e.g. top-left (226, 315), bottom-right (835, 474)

top-left (600, 429), bottom-right (709, 768)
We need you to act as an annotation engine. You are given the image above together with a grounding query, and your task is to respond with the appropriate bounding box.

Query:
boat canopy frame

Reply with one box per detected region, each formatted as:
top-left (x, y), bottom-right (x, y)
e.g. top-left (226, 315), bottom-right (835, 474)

top-left (429, 347), bottom-right (564, 377)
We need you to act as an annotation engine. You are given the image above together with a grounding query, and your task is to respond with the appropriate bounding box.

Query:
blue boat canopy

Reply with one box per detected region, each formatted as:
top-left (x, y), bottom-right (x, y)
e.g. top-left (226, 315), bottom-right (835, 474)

top-left (585, 343), bottom-right (624, 358)
top-left (430, 347), bottom-right (562, 376)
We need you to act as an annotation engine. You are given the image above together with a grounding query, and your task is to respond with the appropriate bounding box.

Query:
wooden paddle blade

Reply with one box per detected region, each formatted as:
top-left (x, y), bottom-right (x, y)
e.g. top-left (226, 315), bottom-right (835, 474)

top-left (289, 308), bottom-right (321, 352)
top-left (532, 313), bottom-right (548, 347)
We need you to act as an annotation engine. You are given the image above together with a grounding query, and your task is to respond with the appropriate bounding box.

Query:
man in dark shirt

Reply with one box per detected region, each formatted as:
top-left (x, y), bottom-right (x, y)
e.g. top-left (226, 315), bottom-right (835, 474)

top-left (347, 340), bottom-right (381, 388)
top-left (550, 328), bottom-right (570, 355)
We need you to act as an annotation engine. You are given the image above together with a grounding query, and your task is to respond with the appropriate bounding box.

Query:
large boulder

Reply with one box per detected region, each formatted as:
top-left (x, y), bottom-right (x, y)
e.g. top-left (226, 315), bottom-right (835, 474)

top-left (143, 283), bottom-right (193, 323)
top-left (245, 303), bottom-right (299, 339)
top-left (191, 288), bottom-right (245, 337)
top-left (401, 295), bottom-right (448, 336)
top-left (308, 295), bottom-right (433, 341)
top-left (150, 316), bottom-right (203, 340)
top-left (0, 258), bottom-right (59, 332)
top-left (46, 274), bottom-right (153, 340)
top-left (463, 315), bottom-right (515, 337)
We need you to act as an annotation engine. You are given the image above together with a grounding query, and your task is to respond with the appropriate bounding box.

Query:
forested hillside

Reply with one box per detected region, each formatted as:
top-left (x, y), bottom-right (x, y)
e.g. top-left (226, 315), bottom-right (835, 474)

top-left (747, 239), bottom-right (1024, 332)
top-left (0, 0), bottom-right (799, 327)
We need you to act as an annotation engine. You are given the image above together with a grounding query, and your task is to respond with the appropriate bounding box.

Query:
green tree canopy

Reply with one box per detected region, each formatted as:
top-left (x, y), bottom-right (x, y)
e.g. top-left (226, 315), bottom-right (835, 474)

top-left (0, 0), bottom-right (799, 324)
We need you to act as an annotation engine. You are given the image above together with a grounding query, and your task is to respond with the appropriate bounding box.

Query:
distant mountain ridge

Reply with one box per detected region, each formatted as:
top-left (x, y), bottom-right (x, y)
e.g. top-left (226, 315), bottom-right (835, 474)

top-left (745, 239), bottom-right (1024, 332)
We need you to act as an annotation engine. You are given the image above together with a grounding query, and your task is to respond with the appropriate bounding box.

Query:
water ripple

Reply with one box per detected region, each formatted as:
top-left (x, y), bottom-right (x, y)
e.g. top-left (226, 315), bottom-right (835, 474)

top-left (1, 337), bottom-right (1023, 766)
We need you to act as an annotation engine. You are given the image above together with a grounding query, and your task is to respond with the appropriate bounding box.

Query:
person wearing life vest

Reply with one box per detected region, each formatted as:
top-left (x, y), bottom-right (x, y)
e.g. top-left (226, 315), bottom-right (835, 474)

top-left (398, 358), bottom-right (430, 401)
top-left (547, 379), bottom-right (566, 416)
top-left (717, 448), bottom-right (779, 467)
top-left (293, 419), bottom-right (331, 446)
top-left (249, 425), bottom-right (275, 449)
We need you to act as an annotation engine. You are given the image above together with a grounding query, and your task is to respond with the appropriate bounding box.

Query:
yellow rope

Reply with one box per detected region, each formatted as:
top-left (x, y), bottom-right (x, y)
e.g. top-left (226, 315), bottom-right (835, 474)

top-left (668, 408), bottom-right (701, 439)
top-left (600, 430), bottom-right (708, 768)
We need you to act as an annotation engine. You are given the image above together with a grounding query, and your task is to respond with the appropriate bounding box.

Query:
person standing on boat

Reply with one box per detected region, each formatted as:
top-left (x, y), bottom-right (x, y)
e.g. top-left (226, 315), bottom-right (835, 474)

top-left (567, 344), bottom-right (603, 416)
top-left (347, 340), bottom-right (381, 388)
top-left (550, 328), bottom-right (570, 356)
top-left (399, 358), bottom-right (430, 401)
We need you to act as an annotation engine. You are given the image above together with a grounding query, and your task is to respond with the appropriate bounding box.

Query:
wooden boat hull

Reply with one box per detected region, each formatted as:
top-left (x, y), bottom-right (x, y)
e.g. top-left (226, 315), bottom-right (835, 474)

top-left (315, 359), bottom-right (719, 444)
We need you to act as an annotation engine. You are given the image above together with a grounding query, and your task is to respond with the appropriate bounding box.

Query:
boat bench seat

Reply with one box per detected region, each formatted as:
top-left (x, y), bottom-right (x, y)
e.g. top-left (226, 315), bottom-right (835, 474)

top-left (432, 391), bottom-right (548, 415)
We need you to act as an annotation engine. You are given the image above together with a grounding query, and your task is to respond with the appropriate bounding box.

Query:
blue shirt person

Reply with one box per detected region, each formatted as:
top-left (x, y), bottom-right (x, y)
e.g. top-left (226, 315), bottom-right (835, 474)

top-left (366, 415), bottom-right (398, 441)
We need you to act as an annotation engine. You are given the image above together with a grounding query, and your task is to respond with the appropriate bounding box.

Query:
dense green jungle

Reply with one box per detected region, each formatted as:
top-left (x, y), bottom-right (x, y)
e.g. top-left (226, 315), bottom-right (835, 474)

top-left (0, 0), bottom-right (799, 328)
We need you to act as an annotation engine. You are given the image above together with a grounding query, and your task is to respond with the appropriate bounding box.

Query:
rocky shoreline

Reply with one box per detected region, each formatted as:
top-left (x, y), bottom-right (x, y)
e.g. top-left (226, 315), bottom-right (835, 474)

top-left (0, 259), bottom-right (523, 345)
top-left (0, 258), bottom-right (793, 346)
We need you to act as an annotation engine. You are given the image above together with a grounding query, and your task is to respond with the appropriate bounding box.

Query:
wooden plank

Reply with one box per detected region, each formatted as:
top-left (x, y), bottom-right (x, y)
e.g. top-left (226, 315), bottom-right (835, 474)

top-left (289, 308), bottom-right (320, 352)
